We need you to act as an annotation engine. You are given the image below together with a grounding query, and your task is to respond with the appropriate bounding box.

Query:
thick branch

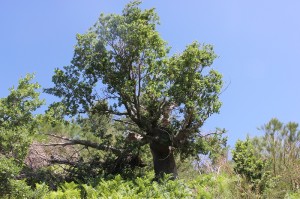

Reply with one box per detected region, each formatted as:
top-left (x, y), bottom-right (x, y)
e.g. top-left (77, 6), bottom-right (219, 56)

top-left (177, 110), bottom-right (215, 142)
top-left (104, 110), bottom-right (129, 116)
top-left (49, 158), bottom-right (77, 166)
top-left (119, 92), bottom-right (138, 121)
top-left (113, 119), bottom-right (136, 126)
top-left (42, 133), bottom-right (122, 155)
top-left (174, 121), bottom-right (202, 147)
top-left (35, 143), bottom-right (78, 147)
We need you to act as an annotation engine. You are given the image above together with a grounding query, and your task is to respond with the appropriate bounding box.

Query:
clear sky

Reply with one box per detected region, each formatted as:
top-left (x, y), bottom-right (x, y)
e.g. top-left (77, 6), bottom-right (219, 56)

top-left (1, 0), bottom-right (300, 147)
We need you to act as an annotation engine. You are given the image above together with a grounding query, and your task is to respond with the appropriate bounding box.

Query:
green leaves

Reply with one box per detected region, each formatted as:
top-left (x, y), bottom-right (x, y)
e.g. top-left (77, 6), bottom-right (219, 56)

top-left (255, 118), bottom-right (300, 175)
top-left (46, 0), bottom-right (223, 163)
top-left (168, 42), bottom-right (222, 115)
top-left (0, 74), bottom-right (44, 129)
top-left (232, 138), bottom-right (266, 183)
top-left (233, 119), bottom-right (300, 196)
top-left (0, 74), bottom-right (44, 162)
top-left (38, 173), bottom-right (219, 198)
top-left (0, 74), bottom-right (44, 197)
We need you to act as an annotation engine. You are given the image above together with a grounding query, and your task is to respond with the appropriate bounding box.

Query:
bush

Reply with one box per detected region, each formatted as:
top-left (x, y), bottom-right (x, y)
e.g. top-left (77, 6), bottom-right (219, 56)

top-left (232, 138), bottom-right (270, 195)
top-left (6, 172), bottom-right (238, 199)
top-left (0, 157), bottom-right (22, 196)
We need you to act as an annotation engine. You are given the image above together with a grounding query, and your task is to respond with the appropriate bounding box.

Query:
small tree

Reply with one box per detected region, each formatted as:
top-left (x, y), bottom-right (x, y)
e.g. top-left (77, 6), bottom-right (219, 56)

top-left (253, 118), bottom-right (300, 191)
top-left (256, 118), bottom-right (300, 175)
top-left (232, 138), bottom-right (265, 183)
top-left (233, 119), bottom-right (300, 197)
top-left (0, 74), bottom-right (44, 195)
top-left (45, 1), bottom-right (223, 179)
top-left (232, 138), bottom-right (272, 196)
top-left (0, 74), bottom-right (44, 162)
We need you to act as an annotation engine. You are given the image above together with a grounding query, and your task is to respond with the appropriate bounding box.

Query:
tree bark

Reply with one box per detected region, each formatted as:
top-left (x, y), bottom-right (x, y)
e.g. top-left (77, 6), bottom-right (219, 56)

top-left (150, 141), bottom-right (178, 180)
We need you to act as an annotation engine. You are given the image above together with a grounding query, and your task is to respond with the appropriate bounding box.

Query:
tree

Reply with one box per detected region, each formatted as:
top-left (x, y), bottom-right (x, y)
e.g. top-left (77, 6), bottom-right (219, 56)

top-left (45, 0), bottom-right (223, 179)
top-left (252, 118), bottom-right (300, 191)
top-left (0, 74), bottom-right (44, 195)
top-left (255, 118), bottom-right (300, 175)
top-left (232, 138), bottom-right (266, 183)
top-left (232, 118), bottom-right (300, 197)
top-left (0, 74), bottom-right (44, 162)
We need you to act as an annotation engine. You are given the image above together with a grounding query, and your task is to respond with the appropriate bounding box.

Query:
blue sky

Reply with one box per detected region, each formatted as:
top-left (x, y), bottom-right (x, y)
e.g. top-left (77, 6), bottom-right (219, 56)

top-left (1, 0), bottom-right (300, 147)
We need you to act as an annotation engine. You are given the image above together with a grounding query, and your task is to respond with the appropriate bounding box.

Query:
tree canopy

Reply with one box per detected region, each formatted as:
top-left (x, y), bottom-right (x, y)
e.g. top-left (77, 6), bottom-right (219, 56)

top-left (0, 74), bottom-right (44, 195)
top-left (45, 0), bottom-right (223, 178)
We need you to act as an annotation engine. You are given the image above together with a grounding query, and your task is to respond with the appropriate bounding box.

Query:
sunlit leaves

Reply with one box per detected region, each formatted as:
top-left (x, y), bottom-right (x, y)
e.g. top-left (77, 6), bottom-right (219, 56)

top-left (46, 0), bottom-right (223, 159)
top-left (0, 74), bottom-right (44, 161)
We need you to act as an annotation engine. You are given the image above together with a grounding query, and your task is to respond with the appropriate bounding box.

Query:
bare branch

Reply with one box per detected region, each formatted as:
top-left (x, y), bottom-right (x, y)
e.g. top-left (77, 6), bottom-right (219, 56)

top-left (104, 110), bottom-right (129, 116)
top-left (41, 133), bottom-right (122, 155)
top-left (113, 119), bottom-right (136, 126)
top-left (34, 143), bottom-right (78, 147)
top-left (199, 130), bottom-right (226, 138)
top-left (49, 158), bottom-right (77, 166)
top-left (173, 109), bottom-right (196, 144)
top-left (174, 123), bottom-right (202, 147)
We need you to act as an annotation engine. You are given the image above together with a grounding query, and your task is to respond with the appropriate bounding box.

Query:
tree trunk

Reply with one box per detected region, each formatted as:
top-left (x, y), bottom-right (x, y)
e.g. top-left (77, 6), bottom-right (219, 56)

top-left (150, 141), bottom-right (178, 180)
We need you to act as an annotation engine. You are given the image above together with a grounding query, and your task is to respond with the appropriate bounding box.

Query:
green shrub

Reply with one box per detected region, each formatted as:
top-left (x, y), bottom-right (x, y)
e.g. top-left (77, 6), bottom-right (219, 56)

top-left (2, 180), bottom-right (49, 199)
top-left (285, 190), bottom-right (300, 199)
top-left (0, 157), bottom-right (22, 196)
top-left (45, 181), bottom-right (81, 199)
top-left (23, 172), bottom-right (241, 198)
top-left (232, 138), bottom-right (270, 195)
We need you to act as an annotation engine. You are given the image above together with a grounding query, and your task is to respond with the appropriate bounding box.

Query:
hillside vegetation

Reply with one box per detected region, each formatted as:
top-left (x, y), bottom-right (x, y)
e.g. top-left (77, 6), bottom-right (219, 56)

top-left (1, 1), bottom-right (300, 198)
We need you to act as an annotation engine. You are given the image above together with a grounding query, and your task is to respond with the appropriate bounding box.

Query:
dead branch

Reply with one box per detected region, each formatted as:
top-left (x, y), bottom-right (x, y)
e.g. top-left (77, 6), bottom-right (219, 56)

top-left (40, 133), bottom-right (122, 155)
top-left (49, 158), bottom-right (77, 166)
top-left (199, 130), bottom-right (226, 138)
top-left (113, 119), bottom-right (136, 126)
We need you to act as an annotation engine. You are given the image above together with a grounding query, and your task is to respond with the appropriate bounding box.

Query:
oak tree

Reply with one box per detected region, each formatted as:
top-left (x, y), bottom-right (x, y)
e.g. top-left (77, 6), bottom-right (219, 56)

top-left (45, 1), bottom-right (223, 179)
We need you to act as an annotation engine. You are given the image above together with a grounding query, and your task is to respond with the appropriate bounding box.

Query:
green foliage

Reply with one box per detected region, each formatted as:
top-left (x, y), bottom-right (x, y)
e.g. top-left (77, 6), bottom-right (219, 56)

top-left (232, 138), bottom-right (266, 184)
top-left (255, 118), bottom-right (300, 176)
top-left (231, 118), bottom-right (300, 198)
top-left (3, 116), bottom-right (300, 198)
top-left (1, 176), bottom-right (49, 199)
top-left (45, 181), bottom-right (81, 199)
top-left (250, 118), bottom-right (300, 196)
top-left (0, 74), bottom-right (44, 162)
top-left (286, 190), bottom-right (300, 199)
top-left (0, 74), bottom-right (44, 197)
top-left (8, 172), bottom-right (239, 199)
top-left (0, 157), bottom-right (22, 196)
top-left (0, 74), bottom-right (44, 130)
top-left (44, 0), bottom-right (223, 165)
top-left (198, 129), bottom-right (227, 163)
top-left (4, 170), bottom-right (300, 199)
top-left (1, 2), bottom-right (300, 199)
top-left (25, 111), bottom-right (150, 187)
top-left (232, 137), bottom-right (274, 197)
top-left (7, 180), bottom-right (37, 199)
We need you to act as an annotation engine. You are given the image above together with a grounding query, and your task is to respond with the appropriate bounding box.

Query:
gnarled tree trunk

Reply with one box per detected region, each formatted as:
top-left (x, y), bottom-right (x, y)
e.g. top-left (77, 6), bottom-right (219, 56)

top-left (150, 141), bottom-right (177, 180)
